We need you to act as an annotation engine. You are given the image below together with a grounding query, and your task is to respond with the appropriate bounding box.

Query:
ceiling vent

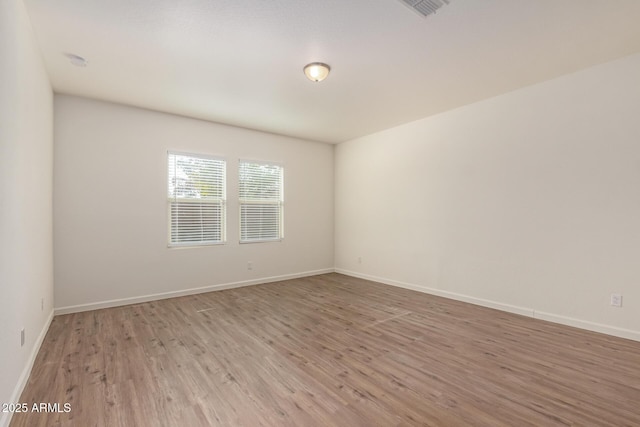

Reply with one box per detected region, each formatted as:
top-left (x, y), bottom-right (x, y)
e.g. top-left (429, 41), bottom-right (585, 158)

top-left (399, 0), bottom-right (450, 18)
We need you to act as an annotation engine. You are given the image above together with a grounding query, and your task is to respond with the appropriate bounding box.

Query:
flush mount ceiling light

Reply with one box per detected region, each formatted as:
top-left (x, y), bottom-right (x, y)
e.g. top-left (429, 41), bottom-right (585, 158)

top-left (303, 62), bottom-right (330, 82)
top-left (64, 53), bottom-right (88, 67)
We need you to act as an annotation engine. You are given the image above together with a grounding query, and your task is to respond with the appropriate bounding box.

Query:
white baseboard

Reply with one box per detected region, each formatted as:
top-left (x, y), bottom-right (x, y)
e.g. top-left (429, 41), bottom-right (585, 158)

top-left (335, 269), bottom-right (640, 342)
top-left (0, 310), bottom-right (54, 427)
top-left (54, 268), bottom-right (335, 315)
top-left (533, 310), bottom-right (640, 342)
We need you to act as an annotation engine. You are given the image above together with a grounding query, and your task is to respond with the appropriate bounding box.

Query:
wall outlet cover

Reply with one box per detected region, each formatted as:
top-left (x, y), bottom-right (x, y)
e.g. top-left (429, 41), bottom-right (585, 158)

top-left (610, 294), bottom-right (623, 307)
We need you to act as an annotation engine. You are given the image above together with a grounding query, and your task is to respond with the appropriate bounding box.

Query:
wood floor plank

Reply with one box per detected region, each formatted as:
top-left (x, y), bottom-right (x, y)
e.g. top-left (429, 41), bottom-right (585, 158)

top-left (10, 273), bottom-right (640, 426)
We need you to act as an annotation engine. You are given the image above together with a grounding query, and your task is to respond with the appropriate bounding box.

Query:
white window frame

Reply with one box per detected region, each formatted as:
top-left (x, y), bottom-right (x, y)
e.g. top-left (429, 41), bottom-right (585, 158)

top-left (167, 151), bottom-right (226, 247)
top-left (239, 160), bottom-right (284, 244)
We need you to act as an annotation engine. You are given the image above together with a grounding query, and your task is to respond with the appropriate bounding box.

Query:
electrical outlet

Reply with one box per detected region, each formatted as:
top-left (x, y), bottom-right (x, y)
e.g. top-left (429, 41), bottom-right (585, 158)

top-left (610, 293), bottom-right (623, 308)
top-left (358, 257), bottom-right (362, 264)
top-left (20, 328), bottom-right (25, 347)
top-left (247, 261), bottom-right (253, 270)
top-left (41, 297), bottom-right (44, 311)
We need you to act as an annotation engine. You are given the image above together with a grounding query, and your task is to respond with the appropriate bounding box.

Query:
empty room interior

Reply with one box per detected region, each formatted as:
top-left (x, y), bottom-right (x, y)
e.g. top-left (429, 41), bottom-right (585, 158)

top-left (2, 0), bottom-right (640, 425)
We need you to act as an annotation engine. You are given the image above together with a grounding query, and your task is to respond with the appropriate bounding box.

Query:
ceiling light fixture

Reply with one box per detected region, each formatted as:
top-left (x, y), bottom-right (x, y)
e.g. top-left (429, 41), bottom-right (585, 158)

top-left (65, 53), bottom-right (88, 67)
top-left (303, 62), bottom-right (330, 82)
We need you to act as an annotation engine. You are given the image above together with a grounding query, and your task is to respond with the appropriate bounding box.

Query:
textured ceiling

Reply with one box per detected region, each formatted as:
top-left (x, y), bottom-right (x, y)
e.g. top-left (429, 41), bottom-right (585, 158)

top-left (24, 0), bottom-right (640, 143)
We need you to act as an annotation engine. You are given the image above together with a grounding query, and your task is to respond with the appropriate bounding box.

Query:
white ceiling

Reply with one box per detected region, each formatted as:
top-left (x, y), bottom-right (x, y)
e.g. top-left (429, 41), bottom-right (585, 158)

top-left (24, 0), bottom-right (640, 143)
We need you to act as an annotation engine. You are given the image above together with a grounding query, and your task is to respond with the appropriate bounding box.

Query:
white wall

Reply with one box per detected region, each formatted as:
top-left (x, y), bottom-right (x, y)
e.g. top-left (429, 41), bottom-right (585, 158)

top-left (335, 53), bottom-right (640, 340)
top-left (0, 0), bottom-right (54, 425)
top-left (54, 95), bottom-right (334, 311)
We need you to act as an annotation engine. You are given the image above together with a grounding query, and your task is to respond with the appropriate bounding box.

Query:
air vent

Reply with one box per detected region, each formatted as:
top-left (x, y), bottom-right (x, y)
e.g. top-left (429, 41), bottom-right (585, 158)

top-left (399, 0), bottom-right (450, 18)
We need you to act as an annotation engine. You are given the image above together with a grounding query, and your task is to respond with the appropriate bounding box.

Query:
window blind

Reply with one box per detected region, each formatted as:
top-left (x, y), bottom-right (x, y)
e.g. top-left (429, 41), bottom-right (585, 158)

top-left (239, 161), bottom-right (283, 242)
top-left (168, 152), bottom-right (226, 246)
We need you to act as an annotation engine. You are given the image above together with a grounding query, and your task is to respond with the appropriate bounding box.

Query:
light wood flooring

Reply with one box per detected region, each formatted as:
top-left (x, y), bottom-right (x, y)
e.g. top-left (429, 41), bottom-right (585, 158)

top-left (10, 273), bottom-right (640, 426)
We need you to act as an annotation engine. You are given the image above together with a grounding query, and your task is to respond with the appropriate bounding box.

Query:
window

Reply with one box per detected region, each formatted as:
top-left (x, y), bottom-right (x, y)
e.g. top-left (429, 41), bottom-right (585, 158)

top-left (168, 152), bottom-right (226, 246)
top-left (239, 161), bottom-right (283, 243)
